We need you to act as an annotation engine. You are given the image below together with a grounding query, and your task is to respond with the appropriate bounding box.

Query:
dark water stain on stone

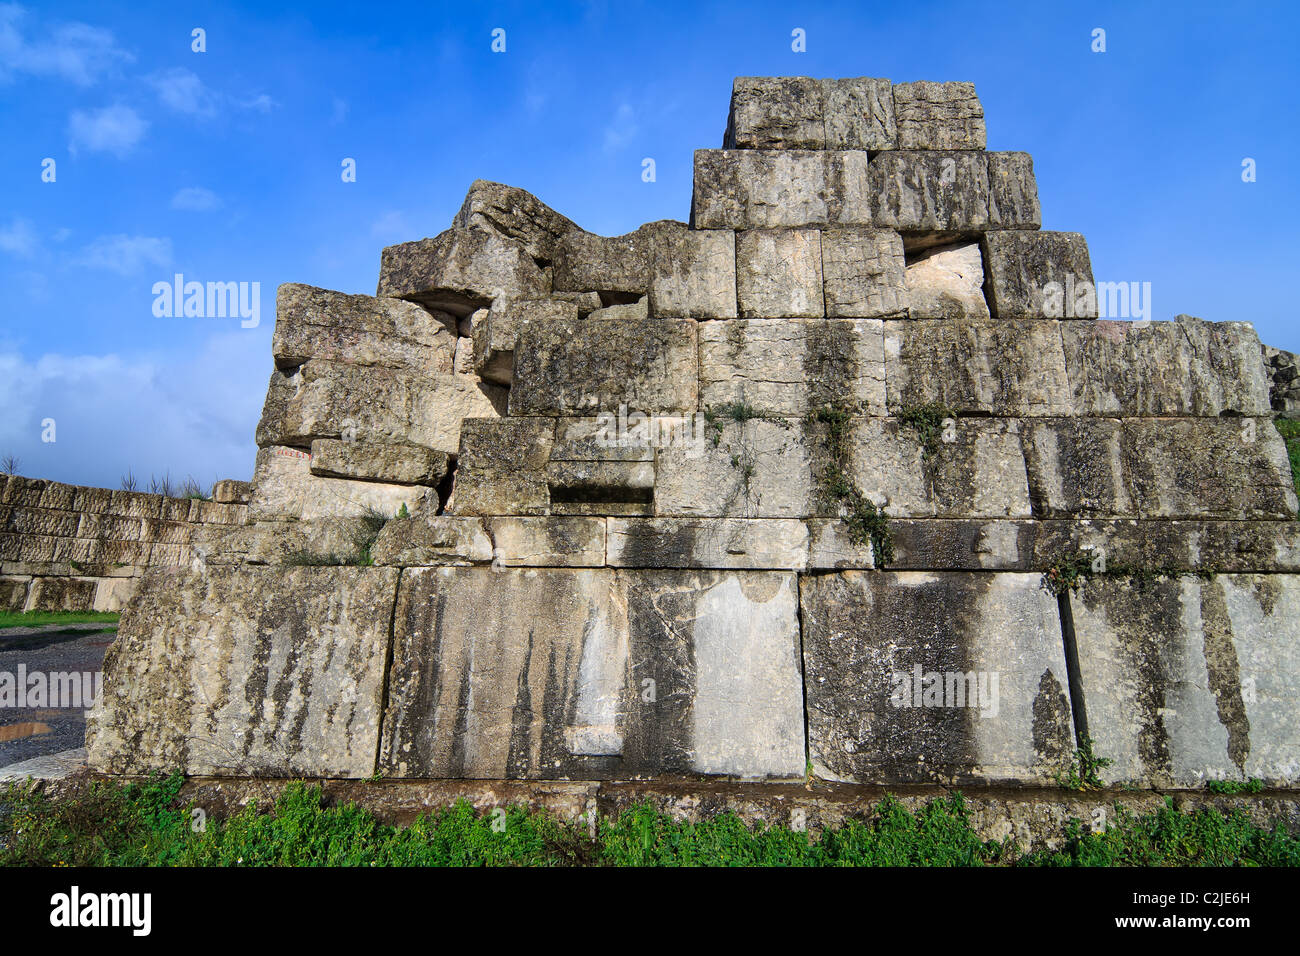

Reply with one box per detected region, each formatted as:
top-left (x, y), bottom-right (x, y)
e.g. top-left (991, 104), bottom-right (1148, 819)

top-left (1030, 669), bottom-right (1072, 775)
top-left (803, 320), bottom-right (861, 412)
top-left (1199, 580), bottom-right (1251, 773)
top-left (505, 627), bottom-right (536, 777)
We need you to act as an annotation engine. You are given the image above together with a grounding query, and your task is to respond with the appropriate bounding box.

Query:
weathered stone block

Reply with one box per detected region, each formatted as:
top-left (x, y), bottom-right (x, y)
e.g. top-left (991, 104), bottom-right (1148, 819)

top-left (904, 242), bottom-right (989, 320)
top-left (509, 317), bottom-right (698, 415)
top-left (447, 418), bottom-right (555, 516)
top-left (884, 319), bottom-right (1070, 415)
top-left (26, 576), bottom-right (97, 612)
top-left (451, 179), bottom-right (580, 263)
top-left (379, 567), bottom-right (805, 779)
top-left (699, 318), bottom-right (886, 416)
top-left (723, 76), bottom-right (825, 149)
top-left (982, 231), bottom-right (1097, 319)
top-left (552, 221), bottom-right (679, 297)
top-left (486, 516), bottom-right (606, 567)
top-left (273, 284), bottom-right (455, 372)
top-left (473, 298), bottom-right (577, 386)
top-left (38, 481), bottom-right (77, 511)
top-left (869, 150), bottom-right (990, 233)
top-left (986, 151), bottom-right (1042, 229)
top-left (692, 150), bottom-right (870, 230)
top-left (1061, 316), bottom-right (1272, 416)
top-left (647, 226), bottom-right (737, 319)
top-left (377, 227), bottom-right (549, 316)
top-left (369, 516), bottom-right (494, 566)
top-left (0, 576), bottom-right (29, 611)
top-left (110, 491), bottom-right (163, 520)
top-left (607, 518), bottom-right (811, 570)
top-left (736, 229), bottom-right (824, 318)
top-left (1071, 574), bottom-right (1300, 787)
top-left (212, 479), bottom-right (252, 504)
top-left (802, 571), bottom-right (1074, 785)
top-left (309, 439), bottom-right (449, 486)
top-left (823, 77), bottom-right (896, 150)
top-left (821, 228), bottom-right (907, 318)
top-left (87, 566), bottom-right (399, 777)
top-left (546, 461), bottom-right (655, 513)
top-left (551, 416), bottom-right (655, 463)
top-left (892, 81), bottom-right (986, 150)
top-left (248, 446), bottom-right (419, 521)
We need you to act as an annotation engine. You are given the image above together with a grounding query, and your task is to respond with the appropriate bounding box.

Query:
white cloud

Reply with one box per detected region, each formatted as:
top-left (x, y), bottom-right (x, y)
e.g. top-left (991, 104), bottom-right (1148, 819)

top-left (602, 102), bottom-right (638, 153)
top-left (0, 4), bottom-right (133, 86)
top-left (68, 103), bottom-right (147, 156)
top-left (170, 186), bottom-right (221, 212)
top-left (0, 331), bottom-right (267, 488)
top-left (0, 217), bottom-right (39, 258)
top-left (76, 234), bottom-right (171, 275)
top-left (148, 67), bottom-right (276, 119)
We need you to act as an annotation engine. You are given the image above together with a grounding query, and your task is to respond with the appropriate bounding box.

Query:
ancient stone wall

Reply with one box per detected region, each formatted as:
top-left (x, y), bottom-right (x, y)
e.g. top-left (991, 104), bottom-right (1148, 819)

top-left (85, 77), bottom-right (1300, 791)
top-left (0, 475), bottom-right (249, 613)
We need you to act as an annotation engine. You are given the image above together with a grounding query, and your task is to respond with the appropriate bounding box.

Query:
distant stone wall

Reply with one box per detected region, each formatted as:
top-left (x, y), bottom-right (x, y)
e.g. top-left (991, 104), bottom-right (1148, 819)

top-left (0, 475), bottom-right (249, 613)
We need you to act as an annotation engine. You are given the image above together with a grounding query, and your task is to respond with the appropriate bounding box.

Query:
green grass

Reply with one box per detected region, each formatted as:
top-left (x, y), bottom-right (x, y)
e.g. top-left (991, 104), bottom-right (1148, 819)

top-left (0, 610), bottom-right (119, 630)
top-left (2, 776), bottom-right (1296, 867)
top-left (1276, 416), bottom-right (1300, 500)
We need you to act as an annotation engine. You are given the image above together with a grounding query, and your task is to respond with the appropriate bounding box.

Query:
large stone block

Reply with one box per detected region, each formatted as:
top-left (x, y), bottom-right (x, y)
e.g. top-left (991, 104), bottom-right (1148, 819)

top-left (86, 566), bottom-right (399, 777)
top-left (378, 567), bottom-right (805, 779)
top-left (26, 576), bottom-right (97, 612)
top-left (820, 228), bottom-right (907, 318)
top-left (692, 150), bottom-right (870, 230)
top-left (986, 151), bottom-right (1042, 229)
top-left (982, 231), bottom-right (1097, 320)
top-left (892, 81), bottom-right (986, 150)
top-left (248, 446), bottom-right (420, 521)
top-left (309, 439), bottom-right (449, 486)
top-left (273, 283), bottom-right (455, 372)
top-left (552, 221), bottom-right (679, 297)
top-left (801, 571), bottom-right (1074, 785)
top-left (699, 318), bottom-right (886, 416)
top-left (451, 179), bottom-right (580, 263)
top-left (823, 77), bottom-right (897, 150)
top-left (447, 418), bottom-right (555, 516)
top-left (736, 228), bottom-right (824, 318)
top-left (1071, 574), bottom-right (1300, 787)
top-left (647, 225), bottom-right (737, 319)
top-left (884, 319), bottom-right (1070, 415)
top-left (1061, 316), bottom-right (1272, 416)
top-left (723, 76), bottom-right (825, 149)
top-left (270, 360), bottom-right (506, 455)
top-left (509, 317), bottom-right (698, 415)
top-left (1022, 418), bottom-right (1298, 519)
top-left (369, 516), bottom-right (494, 566)
top-left (473, 297), bottom-right (577, 386)
top-left (903, 242), bottom-right (990, 320)
top-left (607, 518), bottom-right (812, 570)
top-left (377, 227), bottom-right (549, 316)
top-left (869, 150), bottom-right (991, 234)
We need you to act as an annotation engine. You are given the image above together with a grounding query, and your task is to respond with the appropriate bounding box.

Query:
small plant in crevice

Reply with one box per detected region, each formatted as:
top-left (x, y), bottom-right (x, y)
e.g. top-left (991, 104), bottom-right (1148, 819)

top-left (282, 505), bottom-right (398, 567)
top-left (1057, 735), bottom-right (1113, 792)
top-left (897, 402), bottom-right (956, 461)
top-left (1041, 553), bottom-right (1217, 597)
top-left (1206, 778), bottom-right (1264, 795)
top-left (806, 405), bottom-right (894, 567)
top-left (1275, 416), bottom-right (1300, 503)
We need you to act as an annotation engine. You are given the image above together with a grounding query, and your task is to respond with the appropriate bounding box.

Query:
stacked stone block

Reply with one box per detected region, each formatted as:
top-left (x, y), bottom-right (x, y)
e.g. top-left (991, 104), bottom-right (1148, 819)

top-left (87, 77), bottom-right (1300, 792)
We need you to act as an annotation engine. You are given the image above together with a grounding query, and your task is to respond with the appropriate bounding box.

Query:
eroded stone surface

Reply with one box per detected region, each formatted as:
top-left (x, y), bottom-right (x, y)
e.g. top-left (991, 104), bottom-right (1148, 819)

top-left (693, 150), bottom-right (870, 230)
top-left (892, 81), bottom-right (986, 150)
top-left (821, 228), bottom-right (907, 318)
top-left (736, 228), bottom-right (824, 318)
top-left (377, 227), bottom-right (549, 315)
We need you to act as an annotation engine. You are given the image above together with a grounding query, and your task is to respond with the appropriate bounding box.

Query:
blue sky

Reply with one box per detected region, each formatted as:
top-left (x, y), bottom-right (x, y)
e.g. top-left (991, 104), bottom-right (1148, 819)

top-left (1, 0), bottom-right (1297, 488)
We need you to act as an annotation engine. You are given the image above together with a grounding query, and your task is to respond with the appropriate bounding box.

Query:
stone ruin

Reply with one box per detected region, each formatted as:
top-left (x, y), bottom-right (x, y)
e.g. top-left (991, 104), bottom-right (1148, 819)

top-left (84, 77), bottom-right (1300, 792)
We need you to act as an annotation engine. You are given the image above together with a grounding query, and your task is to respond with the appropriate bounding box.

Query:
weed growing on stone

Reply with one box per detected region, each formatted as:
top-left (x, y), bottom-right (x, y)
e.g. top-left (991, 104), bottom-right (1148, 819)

top-left (1041, 554), bottom-right (1217, 596)
top-left (1057, 735), bottom-right (1113, 791)
top-left (897, 402), bottom-right (955, 461)
top-left (1206, 778), bottom-right (1265, 795)
top-left (807, 406), bottom-right (894, 566)
top-left (1275, 416), bottom-right (1300, 501)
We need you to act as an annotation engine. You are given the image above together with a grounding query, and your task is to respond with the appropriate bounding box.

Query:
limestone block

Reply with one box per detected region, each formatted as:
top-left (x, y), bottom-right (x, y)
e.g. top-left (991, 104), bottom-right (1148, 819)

top-left (736, 229), bottom-right (824, 318)
top-left (692, 150), bottom-right (871, 230)
top-left (509, 317), bottom-right (698, 415)
top-left (451, 179), bottom-right (580, 263)
top-left (699, 318), bottom-right (886, 416)
top-left (801, 571), bottom-right (1075, 785)
top-left (1061, 316), bottom-right (1272, 416)
top-left (93, 576), bottom-right (139, 612)
top-left (546, 461), bottom-right (655, 512)
top-left (551, 416), bottom-right (655, 463)
top-left (982, 231), bottom-right (1097, 319)
top-left (884, 319), bottom-right (1070, 415)
top-left (821, 228), bottom-right (907, 318)
top-left (486, 516), bottom-right (606, 567)
top-left (0, 576), bottom-right (29, 611)
top-left (70, 486), bottom-right (113, 513)
top-left (986, 151), bottom-right (1042, 229)
top-left (474, 297), bottom-right (577, 386)
top-left (248, 446), bottom-right (419, 521)
top-left (377, 227), bottom-right (549, 316)
top-left (38, 481), bottom-right (77, 510)
top-left (86, 566), bottom-right (399, 777)
top-left (212, 480), bottom-right (252, 504)
top-left (369, 516), bottom-right (494, 566)
top-left (869, 150), bottom-right (991, 233)
top-left (26, 576), bottom-right (97, 612)
top-left (1071, 574), bottom-right (1300, 787)
top-left (110, 491), bottom-right (163, 520)
top-left (892, 81), bottom-right (986, 150)
top-left (309, 439), bottom-right (449, 486)
top-left (823, 77), bottom-right (896, 150)
top-left (552, 221), bottom-right (680, 297)
top-left (254, 367), bottom-right (300, 449)
top-left (379, 567), bottom-right (805, 779)
top-left (1, 478), bottom-right (47, 507)
top-left (647, 225), bottom-right (737, 319)
top-left (607, 518), bottom-right (811, 570)
top-left (723, 76), bottom-right (825, 149)
top-left (447, 418), bottom-right (555, 516)
top-left (273, 283), bottom-right (455, 372)
top-left (904, 242), bottom-right (990, 320)
top-left (7, 507), bottom-right (81, 538)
